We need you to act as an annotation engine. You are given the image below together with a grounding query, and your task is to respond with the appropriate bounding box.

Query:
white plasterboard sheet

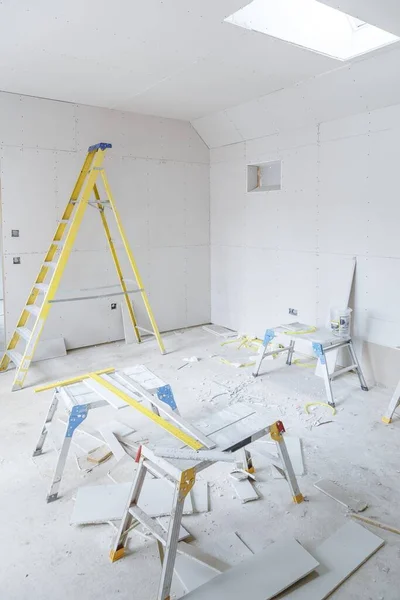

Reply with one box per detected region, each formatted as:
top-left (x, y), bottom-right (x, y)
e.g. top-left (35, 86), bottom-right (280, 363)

top-left (0, 92), bottom-right (76, 151)
top-left (71, 479), bottom-right (193, 525)
top-left (282, 521), bottom-right (384, 599)
top-left (181, 538), bottom-right (319, 600)
top-left (83, 378), bottom-right (128, 410)
top-left (148, 246), bottom-right (188, 332)
top-left (1, 147), bottom-right (58, 255)
top-left (71, 483), bottom-right (131, 525)
top-left (139, 478), bottom-right (193, 517)
top-left (230, 478), bottom-right (258, 503)
top-left (190, 481), bottom-right (209, 514)
top-left (184, 163), bottom-right (210, 246)
top-left (98, 427), bottom-right (127, 462)
top-left (211, 532), bottom-right (253, 566)
top-left (314, 479), bottom-right (367, 512)
top-left (121, 364), bottom-right (166, 391)
top-left (33, 337), bottom-right (66, 362)
top-left (318, 136), bottom-right (369, 256)
top-left (175, 555), bottom-right (219, 593)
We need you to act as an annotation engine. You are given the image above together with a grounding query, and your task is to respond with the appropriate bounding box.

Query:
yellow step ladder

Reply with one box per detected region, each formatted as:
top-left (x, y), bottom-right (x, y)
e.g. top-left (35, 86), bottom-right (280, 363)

top-left (0, 143), bottom-right (165, 390)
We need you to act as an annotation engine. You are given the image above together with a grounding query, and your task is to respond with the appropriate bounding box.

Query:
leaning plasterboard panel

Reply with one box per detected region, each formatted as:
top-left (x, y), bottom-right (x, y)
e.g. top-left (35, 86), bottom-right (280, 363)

top-left (316, 255), bottom-right (355, 328)
top-left (1, 147), bottom-right (58, 255)
top-left (318, 136), bottom-right (369, 256)
top-left (186, 246), bottom-right (211, 326)
top-left (353, 256), bottom-right (400, 347)
top-left (0, 92), bottom-right (75, 151)
top-left (242, 248), bottom-right (281, 337)
top-left (210, 245), bottom-right (247, 333)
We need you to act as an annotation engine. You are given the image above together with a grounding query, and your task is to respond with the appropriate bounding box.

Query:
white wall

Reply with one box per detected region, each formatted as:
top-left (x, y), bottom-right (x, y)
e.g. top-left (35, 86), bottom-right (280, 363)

top-left (0, 92), bottom-right (210, 349)
top-left (208, 104), bottom-right (400, 385)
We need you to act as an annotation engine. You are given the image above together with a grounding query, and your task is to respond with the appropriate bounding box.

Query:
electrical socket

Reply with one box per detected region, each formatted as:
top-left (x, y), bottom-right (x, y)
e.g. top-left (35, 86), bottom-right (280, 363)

top-left (288, 308), bottom-right (298, 316)
top-left (111, 303), bottom-right (117, 310)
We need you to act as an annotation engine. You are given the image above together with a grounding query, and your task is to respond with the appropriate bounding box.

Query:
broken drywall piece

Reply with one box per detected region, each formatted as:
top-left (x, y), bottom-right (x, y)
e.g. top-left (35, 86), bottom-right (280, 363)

top-left (97, 420), bottom-right (135, 438)
top-left (183, 356), bottom-right (200, 363)
top-left (230, 477), bottom-right (258, 503)
top-left (202, 325), bottom-right (237, 338)
top-left (99, 428), bottom-right (127, 462)
top-left (190, 481), bottom-right (209, 513)
top-left (174, 555), bottom-right (220, 593)
top-left (179, 538), bottom-right (319, 600)
top-left (282, 521), bottom-right (384, 599)
top-left (71, 483), bottom-right (131, 525)
top-left (71, 479), bottom-right (193, 525)
top-left (314, 479), bottom-right (368, 512)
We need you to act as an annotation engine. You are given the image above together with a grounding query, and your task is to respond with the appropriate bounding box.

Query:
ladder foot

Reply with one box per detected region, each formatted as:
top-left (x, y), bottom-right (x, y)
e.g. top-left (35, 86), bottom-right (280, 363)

top-left (361, 385), bottom-right (369, 392)
top-left (109, 547), bottom-right (125, 562)
top-left (47, 493), bottom-right (59, 503)
top-left (32, 449), bottom-right (43, 457)
top-left (292, 493), bottom-right (304, 504)
top-left (382, 417), bottom-right (392, 424)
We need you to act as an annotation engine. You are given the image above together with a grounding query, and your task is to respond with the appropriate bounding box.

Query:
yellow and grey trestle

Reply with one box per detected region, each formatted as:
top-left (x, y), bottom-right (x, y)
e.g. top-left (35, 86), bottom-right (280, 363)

top-left (0, 143), bottom-right (165, 391)
top-left (109, 420), bottom-right (303, 600)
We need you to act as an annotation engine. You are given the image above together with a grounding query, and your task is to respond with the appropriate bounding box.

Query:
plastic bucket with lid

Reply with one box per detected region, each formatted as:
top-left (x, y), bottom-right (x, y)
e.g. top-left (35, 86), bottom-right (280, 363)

top-left (330, 307), bottom-right (352, 338)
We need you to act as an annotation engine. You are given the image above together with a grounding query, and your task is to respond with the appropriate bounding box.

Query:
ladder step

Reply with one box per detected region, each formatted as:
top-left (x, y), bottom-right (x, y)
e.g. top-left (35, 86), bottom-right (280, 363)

top-left (128, 506), bottom-right (167, 545)
top-left (44, 261), bottom-right (58, 270)
top-left (25, 305), bottom-right (40, 317)
top-left (6, 349), bottom-right (23, 367)
top-left (16, 327), bottom-right (32, 342)
top-left (35, 283), bottom-right (49, 293)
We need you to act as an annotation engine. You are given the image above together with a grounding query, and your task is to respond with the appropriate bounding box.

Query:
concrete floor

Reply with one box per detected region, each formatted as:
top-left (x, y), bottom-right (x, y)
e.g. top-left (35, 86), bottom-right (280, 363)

top-left (1, 326), bottom-right (399, 599)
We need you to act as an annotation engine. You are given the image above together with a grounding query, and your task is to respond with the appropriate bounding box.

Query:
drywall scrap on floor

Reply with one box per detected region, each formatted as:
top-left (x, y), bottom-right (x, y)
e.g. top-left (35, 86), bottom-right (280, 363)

top-left (174, 532), bottom-right (251, 593)
top-left (282, 522), bottom-right (384, 598)
top-left (314, 479), bottom-right (368, 513)
top-left (71, 476), bottom-right (210, 525)
top-left (230, 477), bottom-right (258, 503)
top-left (180, 538), bottom-right (319, 600)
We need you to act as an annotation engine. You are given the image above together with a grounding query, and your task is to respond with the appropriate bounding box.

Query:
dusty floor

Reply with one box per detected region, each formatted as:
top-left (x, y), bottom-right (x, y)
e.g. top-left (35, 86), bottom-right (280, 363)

top-left (0, 326), bottom-right (399, 599)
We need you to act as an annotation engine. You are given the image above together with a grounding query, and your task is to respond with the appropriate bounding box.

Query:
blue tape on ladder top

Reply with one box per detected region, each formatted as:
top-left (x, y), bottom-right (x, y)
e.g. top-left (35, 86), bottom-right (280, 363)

top-left (87, 142), bottom-right (112, 152)
top-left (156, 385), bottom-right (178, 411)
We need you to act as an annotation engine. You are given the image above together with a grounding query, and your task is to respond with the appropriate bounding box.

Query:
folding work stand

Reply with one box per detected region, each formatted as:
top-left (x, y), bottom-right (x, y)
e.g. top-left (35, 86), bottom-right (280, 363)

top-left (382, 378), bottom-right (400, 424)
top-left (110, 419), bottom-right (303, 600)
top-left (253, 327), bottom-right (368, 408)
top-left (32, 365), bottom-right (208, 502)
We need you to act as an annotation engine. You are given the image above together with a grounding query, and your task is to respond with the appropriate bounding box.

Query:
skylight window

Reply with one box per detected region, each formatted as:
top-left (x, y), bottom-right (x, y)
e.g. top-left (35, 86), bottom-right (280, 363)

top-left (224, 0), bottom-right (399, 61)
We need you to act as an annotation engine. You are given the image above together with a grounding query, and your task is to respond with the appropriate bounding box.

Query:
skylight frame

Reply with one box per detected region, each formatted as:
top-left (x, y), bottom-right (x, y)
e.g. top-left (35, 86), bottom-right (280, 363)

top-left (224, 0), bottom-right (400, 62)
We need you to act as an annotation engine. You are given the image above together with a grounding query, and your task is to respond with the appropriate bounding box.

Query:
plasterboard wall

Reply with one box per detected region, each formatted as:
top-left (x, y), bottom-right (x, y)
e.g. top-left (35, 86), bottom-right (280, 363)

top-left (209, 104), bottom-right (400, 386)
top-left (0, 92), bottom-right (210, 349)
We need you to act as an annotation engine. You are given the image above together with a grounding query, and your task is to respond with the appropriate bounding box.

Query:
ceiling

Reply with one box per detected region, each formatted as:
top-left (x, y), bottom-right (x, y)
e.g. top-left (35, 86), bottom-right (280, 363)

top-left (1, 0), bottom-right (400, 121)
